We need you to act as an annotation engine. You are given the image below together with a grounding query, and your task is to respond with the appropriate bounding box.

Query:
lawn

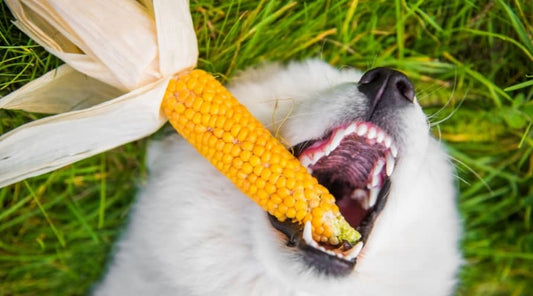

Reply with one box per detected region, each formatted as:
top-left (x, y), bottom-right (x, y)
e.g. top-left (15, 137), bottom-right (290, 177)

top-left (1, 0), bottom-right (532, 295)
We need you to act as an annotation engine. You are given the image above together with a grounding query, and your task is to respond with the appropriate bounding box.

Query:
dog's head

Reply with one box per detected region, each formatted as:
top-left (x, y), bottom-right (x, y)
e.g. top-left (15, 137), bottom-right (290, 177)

top-left (263, 67), bottom-right (424, 275)
top-left (138, 60), bottom-right (461, 296)
top-left (226, 60), bottom-right (461, 294)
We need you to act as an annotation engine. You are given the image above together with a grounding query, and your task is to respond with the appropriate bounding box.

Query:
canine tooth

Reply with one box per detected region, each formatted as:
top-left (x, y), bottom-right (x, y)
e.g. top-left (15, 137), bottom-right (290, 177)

top-left (374, 158), bottom-right (385, 175)
top-left (367, 127), bottom-right (377, 139)
top-left (303, 221), bottom-right (319, 248)
top-left (357, 124), bottom-right (368, 136)
top-left (376, 131), bottom-right (385, 143)
top-left (333, 130), bottom-right (345, 145)
top-left (345, 123), bottom-right (357, 135)
top-left (312, 151), bottom-right (325, 164)
top-left (325, 146), bottom-right (333, 156)
top-left (370, 172), bottom-right (381, 187)
top-left (327, 131), bottom-right (345, 155)
top-left (386, 153), bottom-right (395, 176)
top-left (390, 144), bottom-right (398, 158)
top-left (369, 187), bottom-right (380, 207)
top-left (345, 241), bottom-right (364, 261)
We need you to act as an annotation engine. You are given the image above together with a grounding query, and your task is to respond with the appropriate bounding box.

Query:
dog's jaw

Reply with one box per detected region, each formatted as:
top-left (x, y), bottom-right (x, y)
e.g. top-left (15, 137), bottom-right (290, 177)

top-left (93, 60), bottom-right (462, 296)
top-left (244, 77), bottom-right (461, 294)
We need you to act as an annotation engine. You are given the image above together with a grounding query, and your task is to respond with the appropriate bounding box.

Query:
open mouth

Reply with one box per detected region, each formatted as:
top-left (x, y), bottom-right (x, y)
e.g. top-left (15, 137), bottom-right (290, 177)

top-left (269, 120), bottom-right (398, 275)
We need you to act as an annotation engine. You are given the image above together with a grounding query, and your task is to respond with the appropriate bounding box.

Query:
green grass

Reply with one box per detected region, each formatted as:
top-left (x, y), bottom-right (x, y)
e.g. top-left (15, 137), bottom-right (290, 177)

top-left (1, 0), bottom-right (532, 295)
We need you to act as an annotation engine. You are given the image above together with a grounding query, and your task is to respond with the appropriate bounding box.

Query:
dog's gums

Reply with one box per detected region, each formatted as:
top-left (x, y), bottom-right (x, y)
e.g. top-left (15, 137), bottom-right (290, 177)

top-left (297, 121), bottom-right (396, 217)
top-left (269, 120), bottom-right (397, 275)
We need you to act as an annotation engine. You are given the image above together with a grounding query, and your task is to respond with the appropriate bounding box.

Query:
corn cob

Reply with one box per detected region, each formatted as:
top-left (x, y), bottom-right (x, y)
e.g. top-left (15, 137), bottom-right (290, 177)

top-left (161, 69), bottom-right (360, 245)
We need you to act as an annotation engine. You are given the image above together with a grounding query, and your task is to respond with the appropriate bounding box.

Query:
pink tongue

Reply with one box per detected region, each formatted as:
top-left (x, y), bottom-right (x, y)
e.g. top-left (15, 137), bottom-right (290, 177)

top-left (336, 197), bottom-right (367, 228)
top-left (307, 134), bottom-right (388, 228)
top-left (309, 135), bottom-right (386, 187)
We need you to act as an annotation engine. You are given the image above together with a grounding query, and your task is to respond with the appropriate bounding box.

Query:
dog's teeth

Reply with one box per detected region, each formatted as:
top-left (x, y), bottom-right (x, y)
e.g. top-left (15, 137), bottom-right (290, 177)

top-left (357, 124), bottom-right (368, 136)
top-left (345, 123), bottom-right (357, 135)
top-left (390, 144), bottom-right (398, 158)
top-left (303, 202), bottom-right (366, 261)
top-left (333, 129), bottom-right (345, 145)
top-left (367, 127), bottom-right (377, 139)
top-left (376, 131), bottom-right (385, 143)
top-left (351, 189), bottom-right (369, 209)
top-left (372, 177), bottom-right (380, 188)
top-left (351, 188), bottom-right (368, 200)
top-left (303, 221), bottom-right (312, 241)
top-left (384, 136), bottom-right (392, 148)
top-left (318, 247), bottom-right (339, 258)
top-left (368, 187), bottom-right (380, 208)
top-left (312, 151), bottom-right (325, 164)
top-left (374, 158), bottom-right (385, 175)
top-left (327, 131), bottom-right (345, 155)
top-left (300, 155), bottom-right (313, 172)
top-left (303, 221), bottom-right (319, 248)
top-left (370, 172), bottom-right (380, 187)
top-left (345, 241), bottom-right (364, 261)
top-left (299, 155), bottom-right (311, 166)
top-left (369, 159), bottom-right (384, 187)
top-left (386, 153), bottom-right (395, 176)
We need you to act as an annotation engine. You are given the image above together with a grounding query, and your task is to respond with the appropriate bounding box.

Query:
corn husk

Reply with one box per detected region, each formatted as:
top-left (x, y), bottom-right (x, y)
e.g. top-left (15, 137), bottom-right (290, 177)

top-left (0, 0), bottom-right (198, 187)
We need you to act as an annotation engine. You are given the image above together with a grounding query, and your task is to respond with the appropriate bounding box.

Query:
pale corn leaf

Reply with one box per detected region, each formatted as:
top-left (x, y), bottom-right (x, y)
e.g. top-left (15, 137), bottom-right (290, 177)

top-left (46, 0), bottom-right (161, 89)
top-left (9, 11), bottom-right (129, 90)
top-left (6, 0), bottom-right (161, 91)
top-left (6, 0), bottom-right (126, 90)
top-left (153, 0), bottom-right (198, 76)
top-left (6, 0), bottom-right (81, 54)
top-left (1, 0), bottom-right (200, 186)
top-left (0, 65), bottom-right (123, 114)
top-left (0, 79), bottom-right (169, 188)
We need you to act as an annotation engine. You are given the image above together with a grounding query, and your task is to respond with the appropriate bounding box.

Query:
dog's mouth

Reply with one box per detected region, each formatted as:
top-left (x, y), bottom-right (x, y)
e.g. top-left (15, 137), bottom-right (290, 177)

top-left (269, 121), bottom-right (398, 276)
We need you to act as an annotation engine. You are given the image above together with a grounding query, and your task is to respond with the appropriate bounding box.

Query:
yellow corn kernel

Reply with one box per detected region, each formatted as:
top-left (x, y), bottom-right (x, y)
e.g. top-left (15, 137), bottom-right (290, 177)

top-left (161, 69), bottom-right (360, 245)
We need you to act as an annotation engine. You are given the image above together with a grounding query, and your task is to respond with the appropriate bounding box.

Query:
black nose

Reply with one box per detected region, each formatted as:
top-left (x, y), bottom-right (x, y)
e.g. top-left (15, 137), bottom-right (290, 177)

top-left (358, 67), bottom-right (415, 106)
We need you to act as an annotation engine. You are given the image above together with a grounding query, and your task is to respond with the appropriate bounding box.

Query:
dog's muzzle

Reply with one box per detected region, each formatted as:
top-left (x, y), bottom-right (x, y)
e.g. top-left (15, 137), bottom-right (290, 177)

top-left (269, 67), bottom-right (416, 277)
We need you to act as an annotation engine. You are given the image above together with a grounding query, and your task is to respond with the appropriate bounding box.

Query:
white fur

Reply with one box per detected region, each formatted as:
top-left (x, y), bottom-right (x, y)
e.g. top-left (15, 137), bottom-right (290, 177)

top-left (93, 60), bottom-right (462, 296)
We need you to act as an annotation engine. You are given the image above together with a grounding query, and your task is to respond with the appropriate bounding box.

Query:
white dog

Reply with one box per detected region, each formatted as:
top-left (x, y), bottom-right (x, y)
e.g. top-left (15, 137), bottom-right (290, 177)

top-left (93, 60), bottom-right (462, 296)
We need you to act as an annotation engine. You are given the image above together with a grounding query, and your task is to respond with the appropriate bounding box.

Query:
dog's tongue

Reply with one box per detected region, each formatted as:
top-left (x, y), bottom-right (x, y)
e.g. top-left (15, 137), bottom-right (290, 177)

top-left (336, 196), bottom-right (368, 227)
top-left (308, 134), bottom-right (388, 227)
top-left (309, 134), bottom-right (386, 191)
